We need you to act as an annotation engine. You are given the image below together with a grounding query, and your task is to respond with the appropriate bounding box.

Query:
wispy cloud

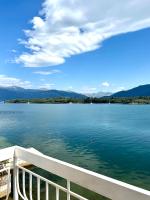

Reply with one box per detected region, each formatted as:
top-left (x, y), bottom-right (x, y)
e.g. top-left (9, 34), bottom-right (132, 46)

top-left (39, 83), bottom-right (55, 90)
top-left (11, 49), bottom-right (17, 53)
top-left (0, 75), bottom-right (32, 88)
top-left (100, 81), bottom-right (126, 92)
top-left (101, 81), bottom-right (110, 87)
top-left (67, 86), bottom-right (73, 90)
top-left (16, 0), bottom-right (150, 67)
top-left (114, 86), bottom-right (125, 92)
top-left (34, 69), bottom-right (61, 75)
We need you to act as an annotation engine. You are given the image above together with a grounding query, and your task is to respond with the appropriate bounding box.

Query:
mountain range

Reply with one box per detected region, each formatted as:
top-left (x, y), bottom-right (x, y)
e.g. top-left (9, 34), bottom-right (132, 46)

top-left (112, 84), bottom-right (150, 97)
top-left (1, 84), bottom-right (150, 101)
top-left (86, 84), bottom-right (150, 98)
top-left (0, 86), bottom-right (86, 101)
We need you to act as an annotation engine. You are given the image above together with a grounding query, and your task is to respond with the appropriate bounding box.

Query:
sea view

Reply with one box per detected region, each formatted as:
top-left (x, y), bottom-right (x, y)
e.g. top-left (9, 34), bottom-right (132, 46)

top-left (0, 103), bottom-right (150, 193)
top-left (1, 0), bottom-right (150, 199)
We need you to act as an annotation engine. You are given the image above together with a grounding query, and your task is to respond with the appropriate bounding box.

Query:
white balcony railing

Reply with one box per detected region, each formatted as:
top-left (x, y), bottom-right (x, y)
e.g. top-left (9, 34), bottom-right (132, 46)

top-left (0, 146), bottom-right (150, 200)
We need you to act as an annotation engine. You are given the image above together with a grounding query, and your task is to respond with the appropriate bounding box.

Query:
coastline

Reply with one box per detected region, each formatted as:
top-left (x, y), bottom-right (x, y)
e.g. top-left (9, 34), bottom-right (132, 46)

top-left (4, 97), bottom-right (150, 105)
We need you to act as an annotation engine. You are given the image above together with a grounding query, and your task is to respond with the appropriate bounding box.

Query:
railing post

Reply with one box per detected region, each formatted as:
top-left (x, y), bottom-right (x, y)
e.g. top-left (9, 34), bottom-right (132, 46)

top-left (13, 151), bottom-right (18, 200)
top-left (67, 180), bottom-right (70, 200)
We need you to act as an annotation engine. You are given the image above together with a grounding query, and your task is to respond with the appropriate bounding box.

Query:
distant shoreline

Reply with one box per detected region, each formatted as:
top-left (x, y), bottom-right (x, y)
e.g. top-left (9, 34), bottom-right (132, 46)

top-left (4, 97), bottom-right (150, 105)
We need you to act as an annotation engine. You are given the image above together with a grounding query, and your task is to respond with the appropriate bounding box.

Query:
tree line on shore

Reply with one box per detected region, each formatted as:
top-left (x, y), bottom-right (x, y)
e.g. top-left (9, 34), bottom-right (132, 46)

top-left (6, 96), bottom-right (150, 104)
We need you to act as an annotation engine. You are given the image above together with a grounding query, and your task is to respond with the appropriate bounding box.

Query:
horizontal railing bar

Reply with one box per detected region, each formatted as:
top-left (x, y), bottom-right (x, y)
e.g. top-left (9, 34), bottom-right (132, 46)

top-left (18, 166), bottom-right (88, 200)
top-left (0, 146), bottom-right (16, 162)
top-left (70, 190), bottom-right (89, 200)
top-left (15, 146), bottom-right (150, 200)
top-left (0, 167), bottom-right (10, 173)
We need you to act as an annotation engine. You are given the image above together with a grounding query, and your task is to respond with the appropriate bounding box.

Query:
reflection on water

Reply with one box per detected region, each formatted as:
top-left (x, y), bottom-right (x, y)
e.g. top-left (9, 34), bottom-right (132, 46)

top-left (0, 104), bottom-right (150, 191)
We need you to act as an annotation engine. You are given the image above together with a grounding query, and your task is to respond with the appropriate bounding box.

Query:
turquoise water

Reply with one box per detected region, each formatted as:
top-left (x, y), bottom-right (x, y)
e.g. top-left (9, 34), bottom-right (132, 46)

top-left (0, 104), bottom-right (150, 192)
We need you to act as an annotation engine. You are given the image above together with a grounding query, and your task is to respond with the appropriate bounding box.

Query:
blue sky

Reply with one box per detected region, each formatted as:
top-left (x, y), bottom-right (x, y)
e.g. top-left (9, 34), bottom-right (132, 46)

top-left (0, 0), bottom-right (150, 93)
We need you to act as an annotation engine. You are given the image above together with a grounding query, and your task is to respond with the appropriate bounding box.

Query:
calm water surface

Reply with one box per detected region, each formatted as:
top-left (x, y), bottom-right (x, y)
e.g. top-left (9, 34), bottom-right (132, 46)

top-left (0, 104), bottom-right (150, 191)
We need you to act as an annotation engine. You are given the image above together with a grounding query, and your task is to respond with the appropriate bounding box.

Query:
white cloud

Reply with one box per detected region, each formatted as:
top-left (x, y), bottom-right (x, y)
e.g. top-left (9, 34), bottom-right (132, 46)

top-left (39, 83), bottom-right (55, 90)
top-left (11, 49), bottom-right (17, 53)
top-left (16, 0), bottom-right (150, 67)
top-left (67, 86), bottom-right (73, 90)
top-left (40, 78), bottom-right (45, 82)
top-left (0, 75), bottom-right (32, 88)
top-left (101, 81), bottom-right (110, 87)
top-left (114, 86), bottom-right (125, 92)
top-left (34, 69), bottom-right (61, 75)
top-left (100, 82), bottom-right (126, 92)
